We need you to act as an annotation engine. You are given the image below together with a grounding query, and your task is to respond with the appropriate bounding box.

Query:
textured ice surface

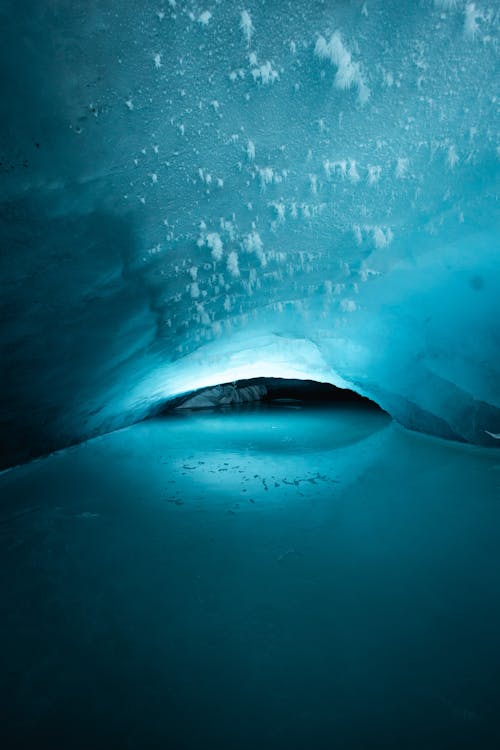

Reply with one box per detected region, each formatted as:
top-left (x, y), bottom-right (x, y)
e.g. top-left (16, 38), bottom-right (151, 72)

top-left (0, 0), bottom-right (499, 466)
top-left (177, 382), bottom-right (267, 408)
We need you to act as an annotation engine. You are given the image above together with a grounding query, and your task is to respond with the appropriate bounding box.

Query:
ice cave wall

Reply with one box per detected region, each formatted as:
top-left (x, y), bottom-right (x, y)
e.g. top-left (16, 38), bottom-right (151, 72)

top-left (0, 0), bottom-right (499, 468)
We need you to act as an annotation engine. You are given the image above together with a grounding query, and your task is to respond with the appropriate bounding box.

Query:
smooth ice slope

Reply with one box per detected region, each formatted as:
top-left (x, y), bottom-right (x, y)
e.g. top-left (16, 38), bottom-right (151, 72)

top-left (0, 0), bottom-right (499, 466)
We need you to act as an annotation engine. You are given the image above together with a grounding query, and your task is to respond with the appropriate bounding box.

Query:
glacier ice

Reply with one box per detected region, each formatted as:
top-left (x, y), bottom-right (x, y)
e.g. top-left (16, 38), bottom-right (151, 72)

top-left (0, 0), bottom-right (499, 468)
top-left (176, 382), bottom-right (267, 409)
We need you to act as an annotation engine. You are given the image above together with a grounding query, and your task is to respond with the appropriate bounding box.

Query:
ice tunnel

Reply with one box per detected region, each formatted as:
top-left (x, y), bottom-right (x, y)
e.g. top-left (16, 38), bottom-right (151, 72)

top-left (2, 3), bottom-right (500, 748)
top-left (0, 0), bottom-right (499, 469)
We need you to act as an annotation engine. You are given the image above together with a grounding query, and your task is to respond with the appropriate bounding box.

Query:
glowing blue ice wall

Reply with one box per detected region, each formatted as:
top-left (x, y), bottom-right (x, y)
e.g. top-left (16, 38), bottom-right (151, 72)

top-left (0, 0), bottom-right (499, 467)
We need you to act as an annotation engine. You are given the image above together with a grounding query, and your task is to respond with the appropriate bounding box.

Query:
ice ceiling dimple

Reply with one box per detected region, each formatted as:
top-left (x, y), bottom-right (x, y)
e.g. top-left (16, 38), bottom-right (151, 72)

top-left (0, 0), bottom-right (499, 468)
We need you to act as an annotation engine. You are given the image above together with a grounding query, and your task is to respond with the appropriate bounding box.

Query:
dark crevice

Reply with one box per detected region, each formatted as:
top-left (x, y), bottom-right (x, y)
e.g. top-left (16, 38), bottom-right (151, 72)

top-left (160, 377), bottom-right (385, 413)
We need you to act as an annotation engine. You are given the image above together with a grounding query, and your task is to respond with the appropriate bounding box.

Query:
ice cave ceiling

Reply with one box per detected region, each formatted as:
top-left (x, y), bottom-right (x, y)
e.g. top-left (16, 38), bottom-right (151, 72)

top-left (0, 0), bottom-right (499, 468)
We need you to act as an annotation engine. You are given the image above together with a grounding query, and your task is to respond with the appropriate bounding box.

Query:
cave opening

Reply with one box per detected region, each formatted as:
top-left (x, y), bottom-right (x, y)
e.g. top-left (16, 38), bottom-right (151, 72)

top-left (151, 377), bottom-right (392, 455)
top-left (166, 376), bottom-right (384, 411)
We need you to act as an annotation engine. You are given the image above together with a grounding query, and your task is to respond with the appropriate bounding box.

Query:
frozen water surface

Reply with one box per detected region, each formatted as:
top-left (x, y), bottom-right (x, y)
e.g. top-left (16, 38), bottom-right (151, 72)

top-left (2, 404), bottom-right (500, 749)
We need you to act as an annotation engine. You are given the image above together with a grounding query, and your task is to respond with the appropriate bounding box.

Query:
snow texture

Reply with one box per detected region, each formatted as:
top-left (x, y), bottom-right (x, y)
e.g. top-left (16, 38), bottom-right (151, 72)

top-left (0, 0), bottom-right (499, 468)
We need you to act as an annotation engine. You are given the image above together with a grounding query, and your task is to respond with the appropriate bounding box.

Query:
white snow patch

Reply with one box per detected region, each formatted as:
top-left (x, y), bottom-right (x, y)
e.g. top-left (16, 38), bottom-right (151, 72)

top-left (383, 71), bottom-right (394, 87)
top-left (340, 299), bottom-right (357, 313)
top-left (247, 139), bottom-right (256, 161)
top-left (243, 231), bottom-right (266, 266)
top-left (258, 166), bottom-right (275, 189)
top-left (372, 226), bottom-right (394, 248)
top-left (367, 165), bottom-right (382, 185)
top-left (395, 157), bottom-right (409, 178)
top-left (220, 219), bottom-right (235, 240)
top-left (271, 202), bottom-right (286, 222)
top-left (198, 10), bottom-right (212, 26)
top-left (229, 69), bottom-right (245, 81)
top-left (195, 303), bottom-right (211, 327)
top-left (251, 60), bottom-right (279, 85)
top-left (336, 160), bottom-right (348, 178)
top-left (464, 3), bottom-right (481, 37)
top-left (227, 251), bottom-right (240, 278)
top-left (324, 159), bottom-right (347, 178)
top-left (447, 144), bottom-right (459, 169)
top-left (348, 159), bottom-right (360, 183)
top-left (240, 10), bottom-right (254, 45)
top-left (314, 31), bottom-right (370, 102)
top-left (359, 265), bottom-right (380, 282)
top-left (206, 232), bottom-right (224, 261)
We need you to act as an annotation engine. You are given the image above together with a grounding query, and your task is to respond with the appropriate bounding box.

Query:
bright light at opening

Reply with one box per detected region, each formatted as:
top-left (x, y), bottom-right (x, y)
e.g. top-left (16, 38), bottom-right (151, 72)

top-left (125, 334), bottom-right (355, 411)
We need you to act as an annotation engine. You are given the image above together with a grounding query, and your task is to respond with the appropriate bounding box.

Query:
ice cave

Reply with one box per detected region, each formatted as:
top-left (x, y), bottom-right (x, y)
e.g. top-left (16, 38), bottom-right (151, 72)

top-left (1, 0), bottom-right (499, 747)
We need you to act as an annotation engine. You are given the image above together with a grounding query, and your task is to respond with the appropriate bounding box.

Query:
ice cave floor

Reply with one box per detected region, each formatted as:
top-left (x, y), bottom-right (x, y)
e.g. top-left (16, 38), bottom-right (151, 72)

top-left (1, 403), bottom-right (500, 749)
